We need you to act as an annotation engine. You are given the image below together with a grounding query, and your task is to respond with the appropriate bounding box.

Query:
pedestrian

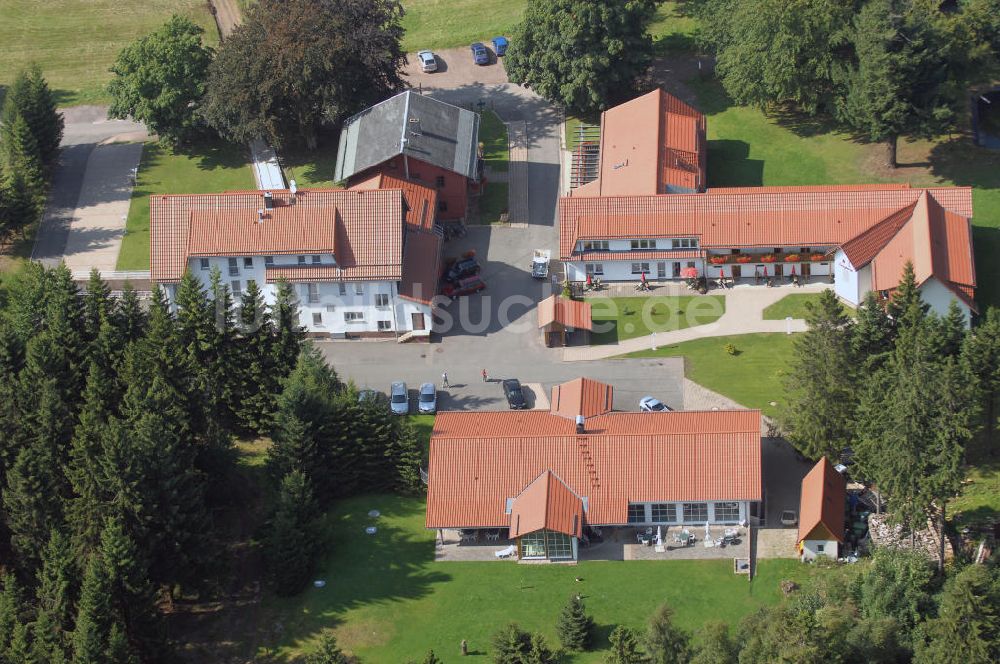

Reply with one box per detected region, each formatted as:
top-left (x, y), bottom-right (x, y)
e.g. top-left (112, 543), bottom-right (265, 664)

top-left (482, 368), bottom-right (488, 383)
top-left (442, 371), bottom-right (449, 388)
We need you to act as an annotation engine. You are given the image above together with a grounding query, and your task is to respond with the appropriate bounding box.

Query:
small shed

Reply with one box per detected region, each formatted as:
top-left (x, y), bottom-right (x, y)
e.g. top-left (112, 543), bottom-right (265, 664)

top-left (797, 457), bottom-right (846, 561)
top-left (537, 295), bottom-right (592, 347)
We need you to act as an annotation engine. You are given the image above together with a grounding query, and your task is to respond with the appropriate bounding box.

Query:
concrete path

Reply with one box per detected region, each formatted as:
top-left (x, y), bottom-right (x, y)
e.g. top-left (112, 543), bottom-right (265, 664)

top-left (563, 283), bottom-right (830, 361)
top-left (505, 121), bottom-right (529, 224)
top-left (32, 106), bottom-right (148, 269)
top-left (249, 139), bottom-right (285, 189)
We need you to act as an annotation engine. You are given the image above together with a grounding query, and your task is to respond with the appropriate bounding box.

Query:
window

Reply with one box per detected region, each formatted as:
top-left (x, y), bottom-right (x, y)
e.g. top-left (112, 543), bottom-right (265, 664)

top-left (355, 283), bottom-right (363, 295)
top-left (672, 238), bottom-right (698, 249)
top-left (243, 257), bottom-right (253, 269)
top-left (682, 502), bottom-right (708, 523)
top-left (651, 504), bottom-right (676, 523)
top-left (630, 239), bottom-right (654, 249)
top-left (799, 247), bottom-right (811, 254)
top-left (338, 283), bottom-right (347, 296)
top-left (264, 256), bottom-right (274, 267)
top-left (817, 544), bottom-right (825, 553)
top-left (438, 201), bottom-right (448, 212)
top-left (730, 249), bottom-right (741, 255)
top-left (374, 293), bottom-right (389, 307)
top-left (520, 532), bottom-right (546, 559)
top-left (631, 262), bottom-right (650, 275)
top-left (311, 255), bottom-right (321, 264)
top-left (377, 320), bottom-right (392, 331)
top-left (585, 263), bottom-right (604, 275)
top-left (583, 240), bottom-right (609, 251)
top-left (343, 311), bottom-right (364, 322)
top-left (199, 258), bottom-right (209, 271)
top-left (312, 312), bottom-right (323, 326)
top-left (546, 531), bottom-right (573, 559)
top-left (686, 261), bottom-right (696, 269)
top-left (714, 502), bottom-right (740, 523)
top-left (435, 175), bottom-right (445, 188)
top-left (297, 255), bottom-right (306, 265)
top-left (228, 257), bottom-right (239, 277)
top-left (307, 283), bottom-right (319, 304)
top-left (627, 504), bottom-right (646, 524)
top-left (773, 248), bottom-right (783, 254)
top-left (230, 280), bottom-right (241, 296)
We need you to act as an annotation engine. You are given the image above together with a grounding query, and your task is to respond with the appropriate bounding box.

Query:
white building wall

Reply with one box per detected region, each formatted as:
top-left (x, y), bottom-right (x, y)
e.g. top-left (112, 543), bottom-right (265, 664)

top-left (919, 276), bottom-right (972, 325)
top-left (833, 250), bottom-right (861, 304)
top-left (160, 255), bottom-right (433, 335)
top-left (801, 538), bottom-right (838, 561)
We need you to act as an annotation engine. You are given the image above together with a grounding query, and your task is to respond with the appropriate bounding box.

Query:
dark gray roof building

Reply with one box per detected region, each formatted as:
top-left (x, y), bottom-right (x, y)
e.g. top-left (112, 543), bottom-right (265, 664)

top-left (335, 91), bottom-right (481, 182)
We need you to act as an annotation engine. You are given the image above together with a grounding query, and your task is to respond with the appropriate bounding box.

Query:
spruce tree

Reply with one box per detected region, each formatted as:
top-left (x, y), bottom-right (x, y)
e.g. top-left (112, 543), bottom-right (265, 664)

top-left (305, 632), bottom-right (350, 664)
top-left (272, 278), bottom-right (305, 378)
top-left (0, 165), bottom-right (39, 237)
top-left (99, 516), bottom-right (157, 658)
top-left (115, 283), bottom-right (147, 343)
top-left (556, 594), bottom-right (594, 650)
top-left (3, 439), bottom-right (64, 575)
top-left (645, 604), bottom-right (691, 664)
top-left (690, 621), bottom-right (737, 664)
top-left (104, 622), bottom-right (137, 664)
top-left (492, 623), bottom-right (531, 664)
top-left (7, 620), bottom-right (33, 664)
top-left (0, 573), bottom-right (24, 655)
top-left (71, 551), bottom-right (112, 664)
top-left (391, 419), bottom-right (425, 494)
top-left (962, 307), bottom-right (1000, 457)
top-left (235, 279), bottom-right (278, 434)
top-left (2, 115), bottom-right (46, 214)
top-left (1, 66), bottom-right (63, 172)
top-left (525, 633), bottom-right (558, 664)
top-left (0, 322), bottom-right (25, 478)
top-left (780, 289), bottom-right (858, 460)
top-left (887, 261), bottom-right (929, 324)
top-left (266, 470), bottom-right (321, 595)
top-left (606, 625), bottom-right (646, 664)
top-left (914, 564), bottom-right (1000, 664)
top-left (34, 530), bottom-right (76, 650)
top-left (81, 269), bottom-right (111, 346)
top-left (851, 291), bottom-right (894, 371)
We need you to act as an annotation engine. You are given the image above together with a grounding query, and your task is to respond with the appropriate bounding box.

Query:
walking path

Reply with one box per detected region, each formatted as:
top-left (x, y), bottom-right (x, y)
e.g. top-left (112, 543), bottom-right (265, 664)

top-left (563, 283), bottom-right (829, 361)
top-left (505, 121), bottom-right (529, 225)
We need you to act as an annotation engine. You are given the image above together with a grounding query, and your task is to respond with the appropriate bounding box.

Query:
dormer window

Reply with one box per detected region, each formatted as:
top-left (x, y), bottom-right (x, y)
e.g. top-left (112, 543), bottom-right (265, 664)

top-left (311, 255), bottom-right (321, 264)
top-left (264, 256), bottom-right (274, 267)
top-left (298, 255), bottom-right (306, 265)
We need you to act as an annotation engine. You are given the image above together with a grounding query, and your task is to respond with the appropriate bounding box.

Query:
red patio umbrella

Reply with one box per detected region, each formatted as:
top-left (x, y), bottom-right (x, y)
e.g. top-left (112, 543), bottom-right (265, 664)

top-left (790, 265), bottom-right (797, 276)
top-left (587, 273), bottom-right (593, 286)
top-left (681, 267), bottom-right (698, 278)
top-left (763, 265), bottom-right (769, 277)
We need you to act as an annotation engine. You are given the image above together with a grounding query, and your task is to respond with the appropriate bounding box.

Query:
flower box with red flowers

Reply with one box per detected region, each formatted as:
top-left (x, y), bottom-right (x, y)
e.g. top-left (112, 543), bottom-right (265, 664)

top-left (809, 253), bottom-right (825, 262)
top-left (735, 255), bottom-right (753, 264)
top-left (760, 254), bottom-right (777, 263)
top-left (709, 256), bottom-right (728, 265)
top-left (784, 254), bottom-right (801, 262)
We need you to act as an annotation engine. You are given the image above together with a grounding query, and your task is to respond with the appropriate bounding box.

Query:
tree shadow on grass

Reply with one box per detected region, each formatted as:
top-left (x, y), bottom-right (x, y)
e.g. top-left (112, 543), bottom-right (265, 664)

top-left (50, 88), bottom-right (77, 108)
top-left (706, 139), bottom-right (764, 187)
top-left (173, 138), bottom-right (251, 172)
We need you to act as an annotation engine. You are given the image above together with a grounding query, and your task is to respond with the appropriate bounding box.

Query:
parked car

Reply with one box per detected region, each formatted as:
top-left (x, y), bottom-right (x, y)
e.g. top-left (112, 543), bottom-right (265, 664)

top-left (418, 382), bottom-right (437, 413)
top-left (471, 42), bottom-right (489, 65)
top-left (442, 275), bottom-right (487, 298)
top-left (390, 381), bottom-right (409, 415)
top-left (639, 396), bottom-right (671, 412)
top-left (358, 389), bottom-right (386, 405)
top-left (780, 510), bottom-right (798, 526)
top-left (445, 256), bottom-right (481, 283)
top-left (502, 378), bottom-right (527, 410)
top-left (491, 36), bottom-right (509, 57)
top-left (417, 50), bottom-right (438, 72)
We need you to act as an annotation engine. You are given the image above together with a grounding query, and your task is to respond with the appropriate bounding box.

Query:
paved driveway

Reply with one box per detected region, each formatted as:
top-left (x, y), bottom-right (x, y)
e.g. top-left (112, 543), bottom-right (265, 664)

top-left (32, 106), bottom-right (148, 272)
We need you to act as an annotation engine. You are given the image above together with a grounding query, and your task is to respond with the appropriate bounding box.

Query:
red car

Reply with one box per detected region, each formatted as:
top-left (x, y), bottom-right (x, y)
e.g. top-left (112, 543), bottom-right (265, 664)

top-left (442, 275), bottom-right (486, 298)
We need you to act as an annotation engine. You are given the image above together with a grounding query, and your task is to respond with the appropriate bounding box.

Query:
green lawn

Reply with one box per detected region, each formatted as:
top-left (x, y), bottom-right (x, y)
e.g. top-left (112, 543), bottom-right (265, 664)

top-left (590, 295), bottom-right (725, 344)
top-left (761, 293), bottom-right (841, 320)
top-left (950, 462), bottom-right (1000, 531)
top-left (477, 182), bottom-right (509, 224)
top-left (117, 141), bottom-right (254, 270)
top-left (480, 110), bottom-right (509, 173)
top-left (261, 493), bottom-right (812, 662)
top-left (626, 333), bottom-right (795, 417)
top-left (401, 0), bottom-right (527, 53)
top-left (282, 149), bottom-right (340, 189)
top-left (0, 0), bottom-right (218, 107)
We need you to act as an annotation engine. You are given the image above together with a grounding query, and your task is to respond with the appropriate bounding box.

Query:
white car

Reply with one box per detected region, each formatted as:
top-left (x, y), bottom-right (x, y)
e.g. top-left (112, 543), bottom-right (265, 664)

top-left (639, 396), bottom-right (671, 412)
top-left (418, 382), bottom-right (437, 414)
top-left (417, 50), bottom-right (438, 72)
top-left (390, 381), bottom-right (409, 415)
top-left (780, 510), bottom-right (798, 526)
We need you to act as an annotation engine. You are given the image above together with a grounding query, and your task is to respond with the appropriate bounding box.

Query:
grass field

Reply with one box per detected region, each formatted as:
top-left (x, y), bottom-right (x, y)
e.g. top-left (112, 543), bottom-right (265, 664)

top-left (0, 0), bottom-right (218, 107)
top-left (590, 295), bottom-right (725, 344)
top-left (480, 110), bottom-right (509, 173)
top-left (282, 149), bottom-right (340, 189)
top-left (117, 141), bottom-right (254, 270)
top-left (626, 333), bottom-right (794, 417)
top-left (762, 293), bottom-right (829, 320)
top-left (477, 182), bottom-right (509, 224)
top-left (261, 493), bottom-right (812, 662)
top-left (951, 462), bottom-right (1000, 530)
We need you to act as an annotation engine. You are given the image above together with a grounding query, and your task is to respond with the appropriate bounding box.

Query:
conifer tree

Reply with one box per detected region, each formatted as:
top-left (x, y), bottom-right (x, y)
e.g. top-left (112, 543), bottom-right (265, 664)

top-left (0, 165), bottom-right (39, 237)
top-left (70, 551), bottom-right (112, 664)
top-left (266, 470), bottom-right (320, 596)
top-left (7, 620), bottom-right (33, 664)
top-left (851, 291), bottom-right (894, 371)
top-left (780, 290), bottom-right (858, 460)
top-left (0, 573), bottom-right (24, 655)
top-left (914, 564), bottom-right (1000, 664)
top-left (391, 419), bottom-right (425, 495)
top-left (34, 530), bottom-right (76, 649)
top-left (606, 625), bottom-right (646, 664)
top-left (962, 307), bottom-right (1000, 457)
top-left (492, 622), bottom-right (531, 663)
top-left (933, 300), bottom-right (967, 358)
top-left (524, 633), bottom-right (558, 664)
top-left (235, 279), bottom-right (278, 433)
top-left (81, 270), bottom-right (111, 345)
top-left (0, 322), bottom-right (25, 477)
top-left (104, 622), bottom-right (137, 664)
top-left (3, 437), bottom-right (64, 574)
top-left (690, 621), bottom-right (737, 664)
top-left (272, 279), bottom-right (305, 377)
top-left (887, 261), bottom-right (929, 324)
top-left (1, 66), bottom-right (63, 171)
top-left (305, 633), bottom-right (350, 664)
top-left (115, 283), bottom-right (146, 343)
top-left (556, 594), bottom-right (594, 651)
top-left (99, 516), bottom-right (157, 657)
top-left (646, 604), bottom-right (691, 664)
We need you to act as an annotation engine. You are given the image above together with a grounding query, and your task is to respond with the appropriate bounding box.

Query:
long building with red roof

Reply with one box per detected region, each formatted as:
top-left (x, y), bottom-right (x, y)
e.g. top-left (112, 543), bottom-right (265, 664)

top-left (426, 378), bottom-right (762, 561)
top-left (562, 91), bottom-right (977, 320)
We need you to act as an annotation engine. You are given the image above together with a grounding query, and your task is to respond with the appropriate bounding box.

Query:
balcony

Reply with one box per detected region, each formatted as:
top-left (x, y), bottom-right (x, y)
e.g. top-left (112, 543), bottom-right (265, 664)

top-left (707, 252), bottom-right (828, 265)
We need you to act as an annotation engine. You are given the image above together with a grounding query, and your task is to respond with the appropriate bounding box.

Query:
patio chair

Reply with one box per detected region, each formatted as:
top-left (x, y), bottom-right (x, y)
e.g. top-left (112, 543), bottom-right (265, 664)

top-left (495, 545), bottom-right (516, 559)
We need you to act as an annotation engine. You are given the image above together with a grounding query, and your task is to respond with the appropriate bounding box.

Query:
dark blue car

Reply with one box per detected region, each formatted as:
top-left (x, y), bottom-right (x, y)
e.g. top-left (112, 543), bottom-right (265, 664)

top-left (471, 42), bottom-right (489, 65)
top-left (491, 36), bottom-right (509, 57)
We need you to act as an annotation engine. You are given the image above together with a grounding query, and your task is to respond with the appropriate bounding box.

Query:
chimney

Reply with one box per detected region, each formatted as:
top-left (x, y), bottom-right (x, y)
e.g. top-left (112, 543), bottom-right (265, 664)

top-left (575, 415), bottom-right (585, 434)
top-left (263, 191), bottom-right (274, 209)
top-left (289, 179), bottom-right (297, 204)
top-left (257, 209), bottom-right (265, 223)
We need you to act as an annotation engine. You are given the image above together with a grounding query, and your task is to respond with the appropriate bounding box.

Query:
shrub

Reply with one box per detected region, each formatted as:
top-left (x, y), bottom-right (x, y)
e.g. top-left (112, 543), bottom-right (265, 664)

top-left (725, 343), bottom-right (738, 356)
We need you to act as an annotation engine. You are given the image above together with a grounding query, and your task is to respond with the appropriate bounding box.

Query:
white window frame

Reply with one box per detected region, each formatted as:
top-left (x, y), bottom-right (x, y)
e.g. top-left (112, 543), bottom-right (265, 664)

top-left (630, 239), bottom-right (654, 249)
top-left (355, 283), bottom-right (363, 296)
top-left (312, 312), bottom-right (323, 326)
top-left (230, 280), bottom-right (241, 296)
top-left (672, 238), bottom-right (698, 249)
top-left (631, 262), bottom-right (650, 275)
top-left (585, 263), bottom-right (604, 275)
top-left (682, 502), bottom-right (708, 523)
top-left (374, 293), bottom-right (390, 308)
top-left (264, 255), bottom-right (274, 267)
top-left (377, 320), bottom-right (392, 331)
top-left (243, 256), bottom-right (253, 269)
top-left (307, 283), bottom-right (319, 304)
top-left (343, 311), bottom-right (364, 323)
top-left (583, 240), bottom-right (609, 251)
top-left (199, 258), bottom-right (209, 271)
top-left (338, 283), bottom-right (347, 296)
top-left (651, 503), bottom-right (676, 523)
top-left (228, 257), bottom-right (239, 277)
top-left (713, 501), bottom-right (740, 523)
top-left (311, 254), bottom-right (321, 264)
top-left (627, 504), bottom-right (646, 524)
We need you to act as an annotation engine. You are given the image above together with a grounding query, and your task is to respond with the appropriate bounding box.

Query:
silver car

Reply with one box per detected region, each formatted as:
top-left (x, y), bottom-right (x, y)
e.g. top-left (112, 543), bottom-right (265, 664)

top-left (417, 50), bottom-right (438, 72)
top-left (390, 381), bottom-right (409, 415)
top-left (639, 396), bottom-right (671, 412)
top-left (418, 382), bottom-right (437, 414)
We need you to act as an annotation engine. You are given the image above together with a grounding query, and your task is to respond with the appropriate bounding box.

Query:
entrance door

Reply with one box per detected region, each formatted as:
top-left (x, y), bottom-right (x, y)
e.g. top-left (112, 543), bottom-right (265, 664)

top-left (672, 262), bottom-right (681, 278)
top-left (801, 263), bottom-right (811, 278)
top-left (731, 265), bottom-right (742, 279)
top-left (658, 262), bottom-right (667, 279)
top-left (774, 264), bottom-right (784, 277)
top-left (411, 313), bottom-right (425, 330)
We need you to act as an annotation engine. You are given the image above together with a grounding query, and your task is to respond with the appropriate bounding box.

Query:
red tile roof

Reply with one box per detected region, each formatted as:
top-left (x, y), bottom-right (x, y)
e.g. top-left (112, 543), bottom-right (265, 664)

top-left (399, 230), bottom-right (442, 305)
top-left (509, 471), bottom-right (585, 538)
top-left (708, 184), bottom-right (912, 194)
top-left (576, 89), bottom-right (706, 197)
top-left (187, 208), bottom-right (336, 257)
top-left (798, 457), bottom-right (846, 544)
top-left (426, 404), bottom-right (762, 529)
top-left (151, 189), bottom-right (405, 283)
top-left (350, 172), bottom-right (438, 232)
top-left (550, 377), bottom-right (613, 420)
top-left (537, 295), bottom-right (593, 331)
